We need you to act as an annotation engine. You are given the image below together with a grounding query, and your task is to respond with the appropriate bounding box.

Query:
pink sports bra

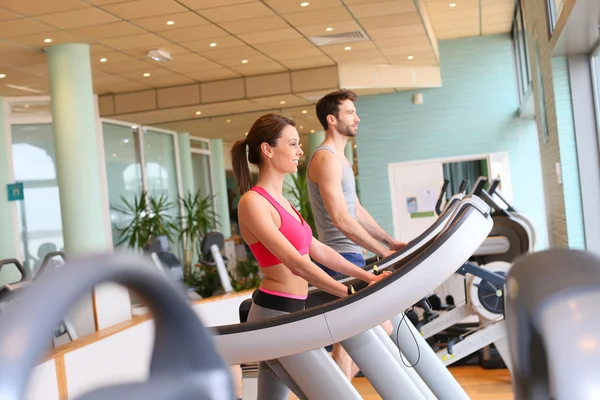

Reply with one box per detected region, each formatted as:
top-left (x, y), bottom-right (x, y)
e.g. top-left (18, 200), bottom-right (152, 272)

top-left (247, 186), bottom-right (313, 268)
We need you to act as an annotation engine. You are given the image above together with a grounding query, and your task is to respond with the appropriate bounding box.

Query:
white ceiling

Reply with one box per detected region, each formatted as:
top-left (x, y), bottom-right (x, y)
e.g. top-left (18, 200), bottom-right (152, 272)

top-left (0, 0), bottom-right (515, 141)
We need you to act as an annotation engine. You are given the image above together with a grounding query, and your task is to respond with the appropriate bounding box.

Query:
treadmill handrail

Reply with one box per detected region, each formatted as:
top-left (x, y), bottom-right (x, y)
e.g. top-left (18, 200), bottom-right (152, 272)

top-left (216, 203), bottom-right (488, 336)
top-left (308, 193), bottom-right (466, 288)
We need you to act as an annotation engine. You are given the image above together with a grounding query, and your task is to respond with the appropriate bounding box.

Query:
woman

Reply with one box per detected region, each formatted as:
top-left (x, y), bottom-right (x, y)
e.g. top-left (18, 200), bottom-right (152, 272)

top-left (230, 113), bottom-right (390, 399)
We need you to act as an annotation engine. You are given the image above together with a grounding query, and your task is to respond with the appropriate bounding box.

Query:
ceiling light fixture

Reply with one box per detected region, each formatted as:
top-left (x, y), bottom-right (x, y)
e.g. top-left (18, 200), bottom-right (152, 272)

top-left (407, 55), bottom-right (414, 60)
top-left (166, 20), bottom-right (175, 25)
top-left (280, 100), bottom-right (286, 105)
top-left (209, 42), bottom-right (217, 47)
top-left (344, 46), bottom-right (351, 51)
top-left (147, 49), bottom-right (172, 62)
top-left (241, 59), bottom-right (248, 64)
top-left (310, 129), bottom-right (315, 133)
top-left (100, 58), bottom-right (107, 63)
top-left (300, 2), bottom-right (310, 6)
top-left (302, 110), bottom-right (307, 114)
top-left (226, 119), bottom-right (232, 123)
top-left (245, 132), bottom-right (248, 136)
top-left (123, 139), bottom-right (129, 144)
top-left (326, 27), bottom-right (333, 32)
top-left (299, 125), bottom-right (304, 129)
top-left (196, 111), bottom-right (202, 115)
top-left (449, 3), bottom-right (456, 7)
top-left (44, 38), bottom-right (52, 43)
top-left (0, 74), bottom-right (5, 79)
top-left (6, 84), bottom-right (42, 93)
top-left (143, 72), bottom-right (151, 77)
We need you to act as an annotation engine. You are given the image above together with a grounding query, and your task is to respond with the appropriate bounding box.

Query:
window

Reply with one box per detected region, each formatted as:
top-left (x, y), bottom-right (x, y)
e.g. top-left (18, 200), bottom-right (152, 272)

top-left (547, 0), bottom-right (564, 35)
top-left (11, 124), bottom-right (64, 272)
top-left (512, 0), bottom-right (532, 103)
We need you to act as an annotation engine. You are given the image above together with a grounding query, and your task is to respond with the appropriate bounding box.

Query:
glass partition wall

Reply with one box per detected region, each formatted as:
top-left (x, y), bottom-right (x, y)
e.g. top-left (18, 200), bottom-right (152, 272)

top-left (3, 96), bottom-right (210, 271)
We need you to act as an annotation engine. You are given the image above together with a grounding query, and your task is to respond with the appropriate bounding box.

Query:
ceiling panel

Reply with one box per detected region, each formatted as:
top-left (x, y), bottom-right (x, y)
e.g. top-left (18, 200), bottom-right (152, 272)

top-left (217, 15), bottom-right (290, 34)
top-left (178, 0), bottom-right (258, 11)
top-left (98, 32), bottom-right (171, 50)
top-left (197, 2), bottom-right (275, 23)
top-left (36, 8), bottom-right (121, 29)
top-left (70, 21), bottom-right (148, 40)
top-left (182, 35), bottom-right (246, 53)
top-left (283, 7), bottom-right (354, 26)
top-left (183, 69), bottom-right (241, 82)
top-left (0, 8), bottom-right (21, 21)
top-left (296, 20), bottom-right (363, 37)
top-left (160, 24), bottom-right (230, 42)
top-left (347, 1), bottom-right (416, 18)
top-left (9, 31), bottom-right (90, 48)
top-left (237, 28), bottom-right (303, 44)
top-left (0, 0), bottom-right (90, 16)
top-left (269, 48), bottom-right (325, 61)
top-left (366, 25), bottom-right (427, 39)
top-left (131, 12), bottom-right (211, 31)
top-left (201, 45), bottom-right (262, 60)
top-left (229, 62), bottom-right (287, 75)
top-left (99, 0), bottom-right (190, 19)
top-left (263, 0), bottom-right (342, 14)
top-left (279, 56), bottom-right (335, 69)
top-left (255, 38), bottom-right (317, 54)
top-left (0, 18), bottom-right (55, 39)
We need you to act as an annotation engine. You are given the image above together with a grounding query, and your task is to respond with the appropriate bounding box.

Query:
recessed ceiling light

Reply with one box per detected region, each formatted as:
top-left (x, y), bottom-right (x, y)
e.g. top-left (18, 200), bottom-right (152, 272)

top-left (209, 42), bottom-right (217, 47)
top-left (280, 100), bottom-right (286, 105)
top-left (44, 38), bottom-right (52, 43)
top-left (300, 2), bottom-right (309, 6)
top-left (310, 129), bottom-right (315, 133)
top-left (407, 55), bottom-right (414, 60)
top-left (124, 139), bottom-right (129, 144)
top-left (166, 20), bottom-right (175, 25)
top-left (344, 46), bottom-right (351, 51)
top-left (100, 58), bottom-right (107, 63)
top-left (241, 59), bottom-right (248, 64)
top-left (326, 27), bottom-right (333, 32)
top-left (449, 3), bottom-right (456, 7)
top-left (300, 144), bottom-right (303, 147)
top-left (299, 125), bottom-right (304, 129)
top-left (0, 74), bottom-right (6, 79)
top-left (196, 111), bottom-right (202, 115)
top-left (24, 104), bottom-right (30, 109)
top-left (226, 119), bottom-right (232, 123)
top-left (112, 153), bottom-right (117, 157)
top-left (143, 72), bottom-right (150, 77)
top-left (302, 110), bottom-right (307, 114)
top-left (353, 144), bottom-right (357, 148)
top-left (245, 132), bottom-right (248, 136)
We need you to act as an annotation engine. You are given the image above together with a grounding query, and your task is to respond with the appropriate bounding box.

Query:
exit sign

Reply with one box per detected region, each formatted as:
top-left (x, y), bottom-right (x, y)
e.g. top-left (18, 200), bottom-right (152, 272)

top-left (7, 183), bottom-right (24, 202)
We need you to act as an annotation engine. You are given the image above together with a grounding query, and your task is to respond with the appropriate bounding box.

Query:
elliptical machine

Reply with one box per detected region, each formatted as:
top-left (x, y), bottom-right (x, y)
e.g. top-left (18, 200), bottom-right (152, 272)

top-left (405, 176), bottom-right (533, 369)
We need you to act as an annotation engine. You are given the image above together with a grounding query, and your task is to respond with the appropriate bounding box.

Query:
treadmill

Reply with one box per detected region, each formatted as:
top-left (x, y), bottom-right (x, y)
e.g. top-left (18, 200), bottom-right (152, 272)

top-left (213, 195), bottom-right (493, 399)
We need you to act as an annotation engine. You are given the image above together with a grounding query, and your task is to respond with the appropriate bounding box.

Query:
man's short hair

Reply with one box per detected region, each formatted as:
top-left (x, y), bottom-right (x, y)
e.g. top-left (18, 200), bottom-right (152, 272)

top-left (315, 89), bottom-right (358, 130)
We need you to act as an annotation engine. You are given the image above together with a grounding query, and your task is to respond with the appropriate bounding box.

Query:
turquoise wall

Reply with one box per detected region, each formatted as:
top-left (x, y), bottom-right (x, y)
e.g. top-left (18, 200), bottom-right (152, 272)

top-left (552, 56), bottom-right (585, 249)
top-left (355, 34), bottom-right (549, 250)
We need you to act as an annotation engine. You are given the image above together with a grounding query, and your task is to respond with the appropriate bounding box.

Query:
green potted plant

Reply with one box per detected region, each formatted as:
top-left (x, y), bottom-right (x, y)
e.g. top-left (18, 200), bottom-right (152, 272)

top-left (177, 191), bottom-right (219, 280)
top-left (111, 191), bottom-right (178, 250)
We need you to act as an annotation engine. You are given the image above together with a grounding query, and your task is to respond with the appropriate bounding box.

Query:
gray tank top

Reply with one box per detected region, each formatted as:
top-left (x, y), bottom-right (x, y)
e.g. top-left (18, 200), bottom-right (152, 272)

top-left (306, 145), bottom-right (362, 254)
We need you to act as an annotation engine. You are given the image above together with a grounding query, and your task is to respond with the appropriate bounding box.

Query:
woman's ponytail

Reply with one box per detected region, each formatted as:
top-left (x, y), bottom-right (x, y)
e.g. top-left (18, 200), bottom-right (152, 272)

top-left (230, 139), bottom-right (252, 195)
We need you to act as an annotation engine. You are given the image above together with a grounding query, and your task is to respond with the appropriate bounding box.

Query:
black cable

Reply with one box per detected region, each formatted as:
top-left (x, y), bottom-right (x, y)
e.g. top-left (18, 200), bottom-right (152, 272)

top-left (395, 307), bottom-right (421, 368)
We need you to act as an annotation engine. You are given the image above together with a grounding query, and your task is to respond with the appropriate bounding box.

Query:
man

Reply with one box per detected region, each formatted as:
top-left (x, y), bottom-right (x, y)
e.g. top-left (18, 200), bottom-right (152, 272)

top-left (306, 89), bottom-right (406, 380)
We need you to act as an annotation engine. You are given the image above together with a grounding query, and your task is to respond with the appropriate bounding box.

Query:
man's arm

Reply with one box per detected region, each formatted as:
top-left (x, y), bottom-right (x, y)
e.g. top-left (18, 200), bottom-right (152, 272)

top-left (355, 197), bottom-right (405, 251)
top-left (309, 151), bottom-right (390, 257)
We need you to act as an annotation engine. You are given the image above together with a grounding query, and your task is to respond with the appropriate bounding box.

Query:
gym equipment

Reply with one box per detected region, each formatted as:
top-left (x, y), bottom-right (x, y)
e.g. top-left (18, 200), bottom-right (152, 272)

top-left (219, 195), bottom-right (491, 400)
top-left (505, 249), bottom-right (600, 400)
top-left (0, 252), bottom-right (79, 347)
top-left (147, 232), bottom-right (233, 298)
top-left (0, 253), bottom-right (234, 400)
top-left (199, 232), bottom-right (234, 294)
top-left (412, 176), bottom-right (534, 369)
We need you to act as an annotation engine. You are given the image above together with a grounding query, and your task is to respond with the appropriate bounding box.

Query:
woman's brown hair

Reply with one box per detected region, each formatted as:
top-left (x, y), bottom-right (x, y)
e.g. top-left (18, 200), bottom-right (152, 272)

top-left (230, 113), bottom-right (296, 194)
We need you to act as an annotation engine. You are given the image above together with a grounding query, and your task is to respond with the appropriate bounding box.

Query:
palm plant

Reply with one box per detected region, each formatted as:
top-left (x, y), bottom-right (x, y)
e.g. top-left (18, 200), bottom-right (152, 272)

top-left (178, 191), bottom-right (219, 279)
top-left (111, 191), bottom-right (178, 250)
top-left (284, 173), bottom-right (316, 234)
